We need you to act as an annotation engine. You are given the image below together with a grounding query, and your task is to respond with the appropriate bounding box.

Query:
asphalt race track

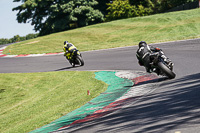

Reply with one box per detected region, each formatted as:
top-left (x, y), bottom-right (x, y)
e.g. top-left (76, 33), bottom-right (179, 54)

top-left (1, 39), bottom-right (200, 133)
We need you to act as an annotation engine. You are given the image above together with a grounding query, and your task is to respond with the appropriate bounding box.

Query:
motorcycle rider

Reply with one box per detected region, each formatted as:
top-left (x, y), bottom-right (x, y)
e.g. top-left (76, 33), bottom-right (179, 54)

top-left (63, 41), bottom-right (77, 61)
top-left (136, 41), bottom-right (172, 74)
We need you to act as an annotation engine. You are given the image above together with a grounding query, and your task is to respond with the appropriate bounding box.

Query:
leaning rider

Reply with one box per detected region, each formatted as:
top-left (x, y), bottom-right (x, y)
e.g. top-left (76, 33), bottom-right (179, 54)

top-left (136, 41), bottom-right (171, 73)
top-left (63, 41), bottom-right (77, 60)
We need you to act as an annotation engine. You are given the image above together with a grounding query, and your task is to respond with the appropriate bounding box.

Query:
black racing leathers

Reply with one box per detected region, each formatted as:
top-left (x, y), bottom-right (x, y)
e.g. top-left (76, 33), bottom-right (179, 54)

top-left (136, 45), bottom-right (161, 72)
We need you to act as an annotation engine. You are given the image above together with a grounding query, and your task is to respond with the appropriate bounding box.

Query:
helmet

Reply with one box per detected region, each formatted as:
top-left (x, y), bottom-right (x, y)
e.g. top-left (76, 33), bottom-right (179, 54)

top-left (64, 41), bottom-right (68, 45)
top-left (139, 41), bottom-right (147, 47)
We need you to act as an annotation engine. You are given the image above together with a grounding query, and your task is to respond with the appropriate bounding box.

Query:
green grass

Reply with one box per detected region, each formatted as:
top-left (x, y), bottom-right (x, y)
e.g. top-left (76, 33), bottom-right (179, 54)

top-left (0, 71), bottom-right (107, 133)
top-left (3, 8), bottom-right (200, 55)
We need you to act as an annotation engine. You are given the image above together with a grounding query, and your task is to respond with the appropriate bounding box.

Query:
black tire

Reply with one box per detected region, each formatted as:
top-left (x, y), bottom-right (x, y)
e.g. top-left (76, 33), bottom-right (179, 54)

top-left (157, 62), bottom-right (176, 79)
top-left (76, 55), bottom-right (84, 66)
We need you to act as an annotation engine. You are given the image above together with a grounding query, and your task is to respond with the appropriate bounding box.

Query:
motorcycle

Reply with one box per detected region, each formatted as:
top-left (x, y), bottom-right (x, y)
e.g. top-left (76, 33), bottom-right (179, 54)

top-left (150, 52), bottom-right (176, 79)
top-left (65, 50), bottom-right (84, 67)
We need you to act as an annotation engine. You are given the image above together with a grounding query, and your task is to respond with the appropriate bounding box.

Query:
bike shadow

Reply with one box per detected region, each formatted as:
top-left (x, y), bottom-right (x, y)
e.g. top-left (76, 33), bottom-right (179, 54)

top-left (133, 75), bottom-right (169, 87)
top-left (54, 65), bottom-right (81, 71)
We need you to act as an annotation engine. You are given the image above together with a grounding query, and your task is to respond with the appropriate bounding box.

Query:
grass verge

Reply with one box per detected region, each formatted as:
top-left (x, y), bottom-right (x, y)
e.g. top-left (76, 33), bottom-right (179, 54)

top-left (3, 9), bottom-right (200, 55)
top-left (0, 71), bottom-right (107, 133)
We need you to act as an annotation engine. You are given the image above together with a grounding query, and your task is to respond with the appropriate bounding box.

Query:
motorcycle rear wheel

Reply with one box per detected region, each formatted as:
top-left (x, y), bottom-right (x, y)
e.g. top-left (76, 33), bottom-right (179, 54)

top-left (157, 62), bottom-right (176, 79)
top-left (76, 55), bottom-right (84, 66)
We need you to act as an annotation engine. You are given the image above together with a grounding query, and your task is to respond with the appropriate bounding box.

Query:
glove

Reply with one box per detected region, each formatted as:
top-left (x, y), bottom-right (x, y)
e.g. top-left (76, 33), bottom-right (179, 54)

top-left (151, 52), bottom-right (159, 56)
top-left (150, 52), bottom-right (159, 60)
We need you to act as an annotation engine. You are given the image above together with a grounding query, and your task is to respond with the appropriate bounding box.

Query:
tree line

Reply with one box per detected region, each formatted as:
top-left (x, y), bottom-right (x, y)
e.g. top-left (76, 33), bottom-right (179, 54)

top-left (0, 0), bottom-right (196, 45)
top-left (0, 33), bottom-right (38, 45)
top-left (106, 0), bottom-right (197, 21)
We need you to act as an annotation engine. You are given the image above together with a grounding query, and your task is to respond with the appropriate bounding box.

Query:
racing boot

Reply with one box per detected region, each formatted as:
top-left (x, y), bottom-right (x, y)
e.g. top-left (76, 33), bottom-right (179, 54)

top-left (145, 67), bottom-right (151, 73)
top-left (161, 55), bottom-right (174, 70)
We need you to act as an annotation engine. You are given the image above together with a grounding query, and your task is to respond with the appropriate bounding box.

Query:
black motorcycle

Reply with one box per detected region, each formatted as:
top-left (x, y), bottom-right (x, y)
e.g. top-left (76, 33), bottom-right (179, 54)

top-left (65, 50), bottom-right (84, 67)
top-left (150, 52), bottom-right (176, 79)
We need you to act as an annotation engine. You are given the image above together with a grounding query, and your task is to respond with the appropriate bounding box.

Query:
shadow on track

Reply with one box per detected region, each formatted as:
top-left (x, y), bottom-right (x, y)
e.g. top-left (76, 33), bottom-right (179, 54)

top-left (64, 73), bottom-right (200, 133)
top-left (54, 66), bottom-right (81, 71)
top-left (134, 76), bottom-right (168, 86)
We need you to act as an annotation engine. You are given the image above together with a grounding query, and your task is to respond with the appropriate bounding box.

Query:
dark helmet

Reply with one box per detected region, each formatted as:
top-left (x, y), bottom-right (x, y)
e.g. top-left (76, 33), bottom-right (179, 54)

top-left (64, 41), bottom-right (68, 45)
top-left (139, 41), bottom-right (147, 47)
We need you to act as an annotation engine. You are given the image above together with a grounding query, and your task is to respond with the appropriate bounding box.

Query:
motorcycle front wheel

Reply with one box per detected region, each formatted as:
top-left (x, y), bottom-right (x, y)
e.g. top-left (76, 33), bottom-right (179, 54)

top-left (157, 62), bottom-right (176, 79)
top-left (75, 55), bottom-right (84, 66)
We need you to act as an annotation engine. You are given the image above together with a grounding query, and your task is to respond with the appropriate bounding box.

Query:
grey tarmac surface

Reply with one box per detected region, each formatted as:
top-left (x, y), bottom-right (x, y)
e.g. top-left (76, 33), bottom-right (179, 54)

top-left (1, 39), bottom-right (200, 133)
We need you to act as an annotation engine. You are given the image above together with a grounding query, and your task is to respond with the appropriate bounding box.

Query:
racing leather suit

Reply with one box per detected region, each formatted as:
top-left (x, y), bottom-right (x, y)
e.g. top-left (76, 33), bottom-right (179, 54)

top-left (136, 44), bottom-right (165, 73)
top-left (63, 43), bottom-right (77, 60)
